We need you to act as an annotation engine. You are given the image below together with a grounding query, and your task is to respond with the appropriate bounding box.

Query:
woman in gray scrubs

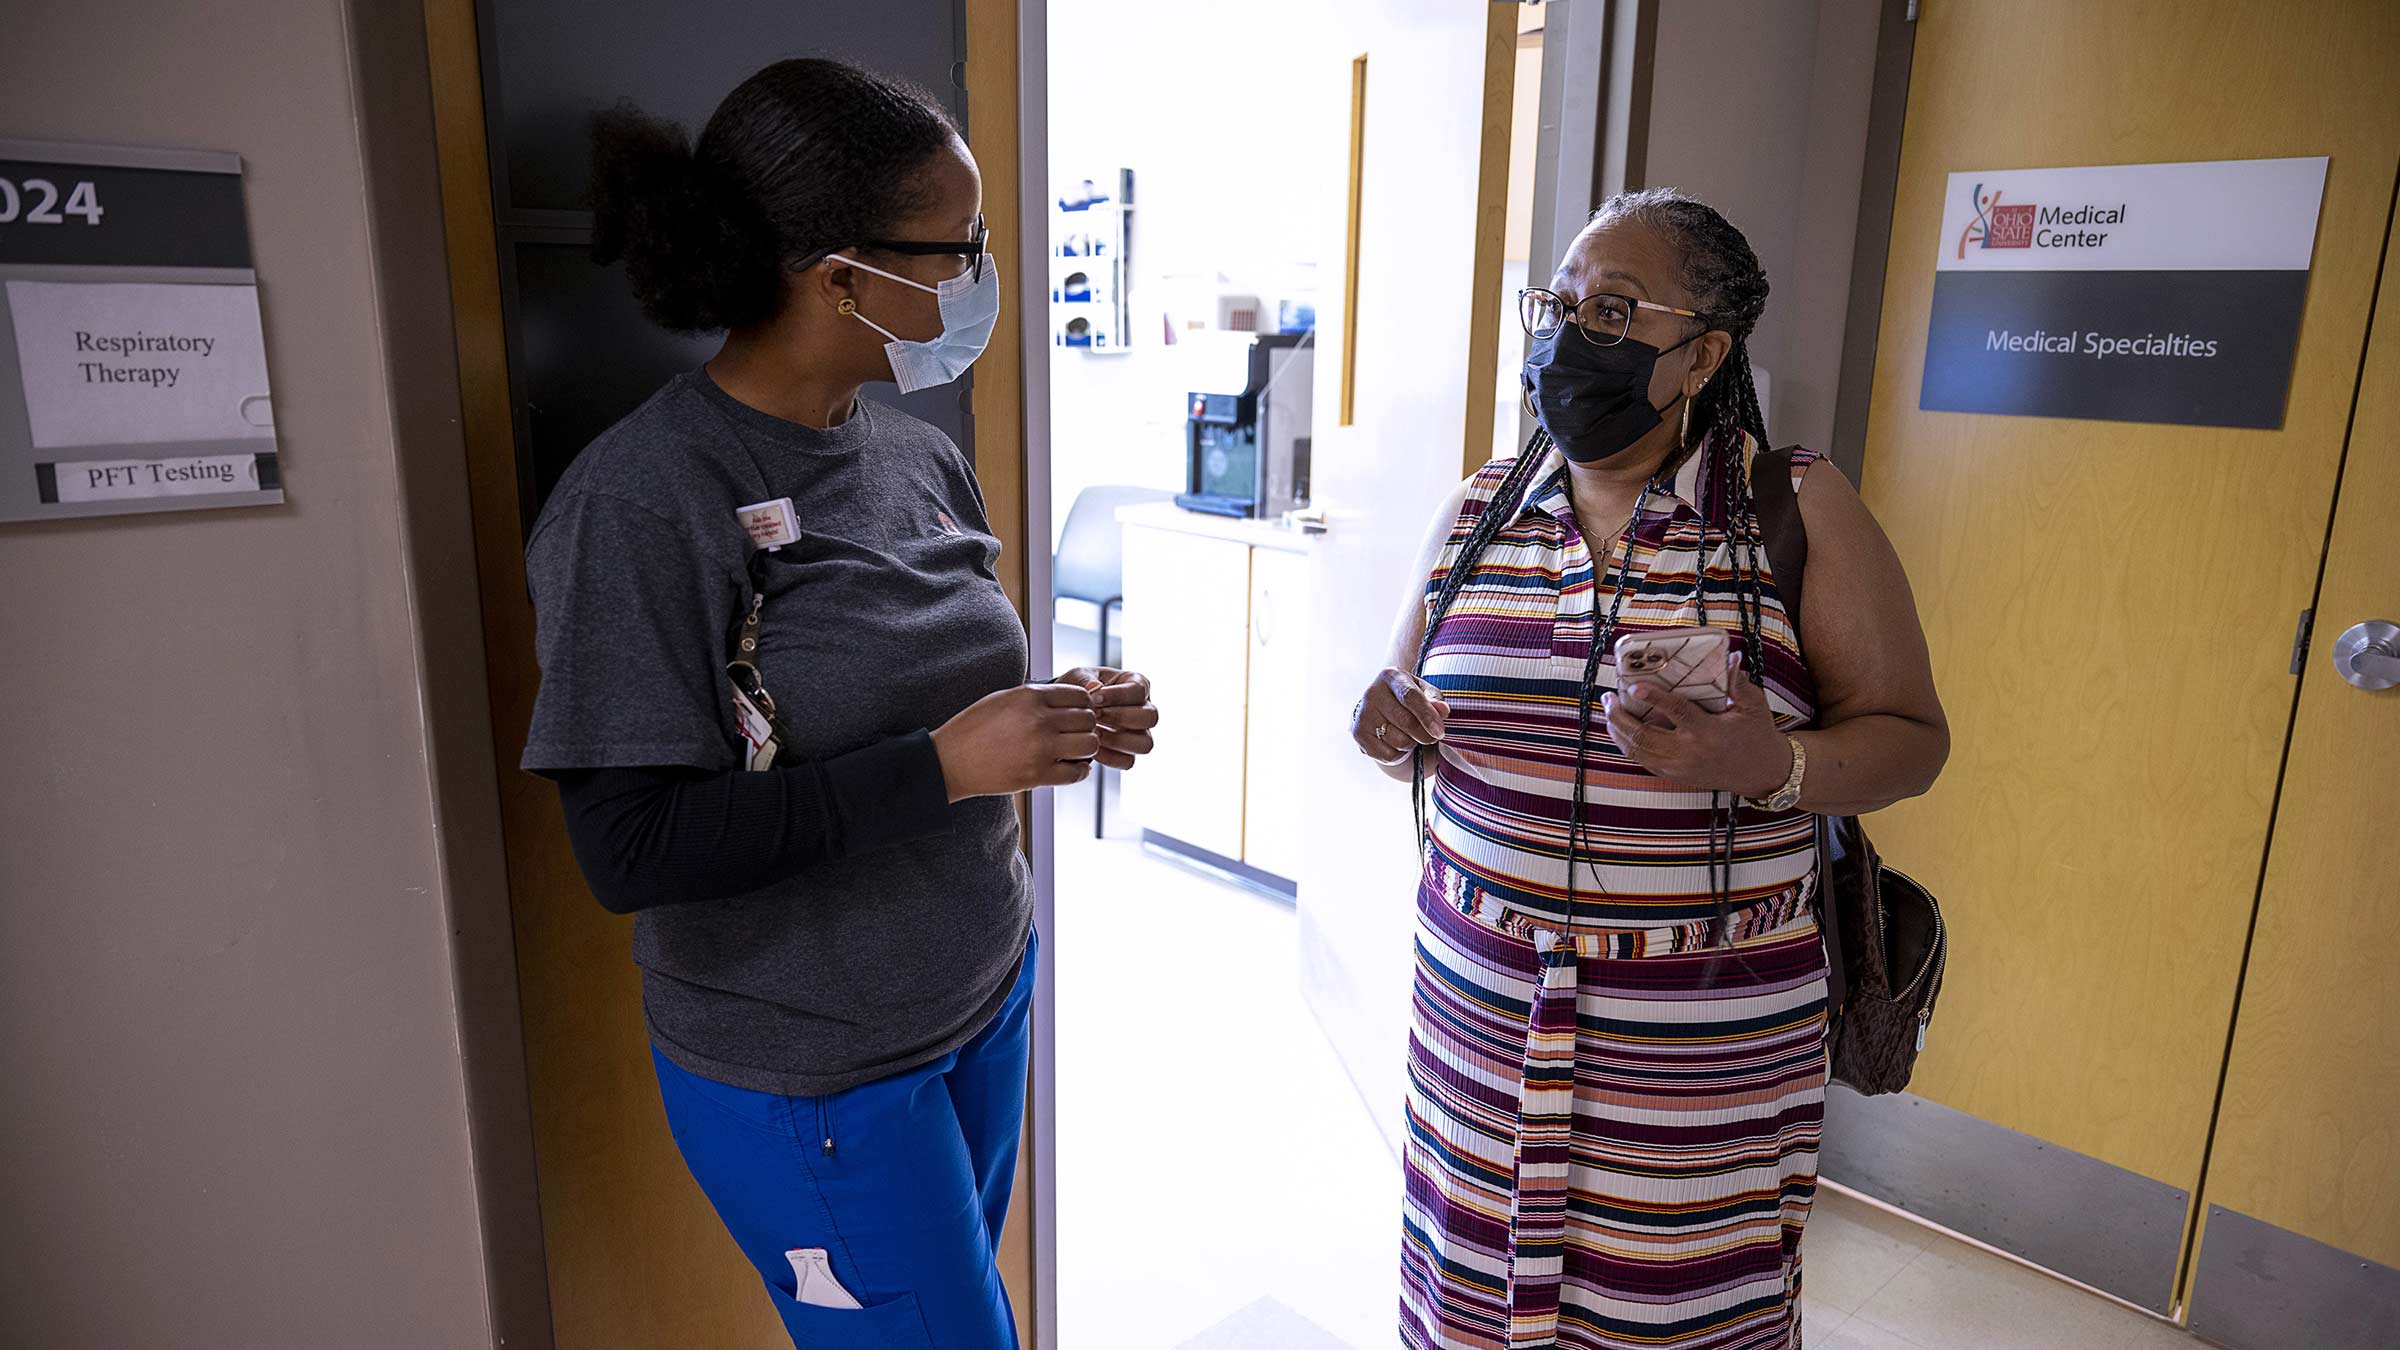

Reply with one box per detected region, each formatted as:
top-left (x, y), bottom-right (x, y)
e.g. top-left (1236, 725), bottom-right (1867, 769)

top-left (520, 58), bottom-right (1156, 1349)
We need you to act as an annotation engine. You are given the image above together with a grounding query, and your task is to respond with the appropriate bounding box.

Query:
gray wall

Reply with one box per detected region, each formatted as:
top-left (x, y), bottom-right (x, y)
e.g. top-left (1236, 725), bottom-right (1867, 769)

top-left (1641, 0), bottom-right (1883, 454)
top-left (0, 1), bottom-right (512, 1346)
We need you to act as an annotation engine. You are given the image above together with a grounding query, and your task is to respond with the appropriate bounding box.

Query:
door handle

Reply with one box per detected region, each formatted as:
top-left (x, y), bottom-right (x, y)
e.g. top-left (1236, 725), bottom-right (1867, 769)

top-left (2333, 620), bottom-right (2400, 691)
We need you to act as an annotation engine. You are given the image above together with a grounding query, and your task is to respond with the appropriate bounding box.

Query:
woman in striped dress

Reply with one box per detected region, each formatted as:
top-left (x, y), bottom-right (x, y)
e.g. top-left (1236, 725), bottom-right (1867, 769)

top-left (1351, 189), bottom-right (1949, 1350)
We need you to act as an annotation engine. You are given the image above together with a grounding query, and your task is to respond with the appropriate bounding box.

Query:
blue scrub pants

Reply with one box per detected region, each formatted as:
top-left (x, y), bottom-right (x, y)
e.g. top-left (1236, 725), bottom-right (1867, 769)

top-left (651, 930), bottom-right (1035, 1349)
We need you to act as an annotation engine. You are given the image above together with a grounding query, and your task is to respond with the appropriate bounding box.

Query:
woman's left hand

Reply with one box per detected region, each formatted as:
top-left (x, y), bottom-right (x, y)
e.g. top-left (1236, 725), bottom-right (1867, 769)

top-left (1603, 650), bottom-right (1791, 797)
top-left (1057, 666), bottom-right (1159, 770)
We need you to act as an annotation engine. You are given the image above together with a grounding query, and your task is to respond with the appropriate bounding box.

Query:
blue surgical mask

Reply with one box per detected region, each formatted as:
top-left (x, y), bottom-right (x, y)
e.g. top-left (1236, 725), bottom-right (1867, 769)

top-left (830, 254), bottom-right (1002, 393)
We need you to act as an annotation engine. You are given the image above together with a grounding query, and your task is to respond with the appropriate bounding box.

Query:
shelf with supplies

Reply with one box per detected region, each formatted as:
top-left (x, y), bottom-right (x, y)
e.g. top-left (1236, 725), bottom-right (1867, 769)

top-left (1051, 167), bottom-right (1131, 351)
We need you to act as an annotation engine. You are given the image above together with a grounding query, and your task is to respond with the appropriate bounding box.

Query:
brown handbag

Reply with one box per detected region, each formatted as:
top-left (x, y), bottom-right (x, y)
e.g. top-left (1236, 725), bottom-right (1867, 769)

top-left (1751, 446), bottom-right (1949, 1096)
top-left (1815, 815), bottom-right (1949, 1094)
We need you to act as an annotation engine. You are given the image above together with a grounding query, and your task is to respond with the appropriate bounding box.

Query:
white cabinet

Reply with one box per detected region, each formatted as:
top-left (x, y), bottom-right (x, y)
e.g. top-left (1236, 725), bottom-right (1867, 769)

top-left (1118, 521), bottom-right (1252, 862)
top-left (1242, 545), bottom-right (1314, 882)
top-left (1115, 504), bottom-right (1317, 887)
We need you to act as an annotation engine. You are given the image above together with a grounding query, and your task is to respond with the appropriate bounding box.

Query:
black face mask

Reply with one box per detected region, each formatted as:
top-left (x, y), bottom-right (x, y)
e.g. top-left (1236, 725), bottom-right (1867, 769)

top-left (1522, 327), bottom-right (1701, 464)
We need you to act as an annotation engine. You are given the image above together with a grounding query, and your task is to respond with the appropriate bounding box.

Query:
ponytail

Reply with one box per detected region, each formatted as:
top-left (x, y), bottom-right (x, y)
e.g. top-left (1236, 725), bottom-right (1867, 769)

top-left (589, 58), bottom-right (962, 334)
top-left (590, 103), bottom-right (783, 333)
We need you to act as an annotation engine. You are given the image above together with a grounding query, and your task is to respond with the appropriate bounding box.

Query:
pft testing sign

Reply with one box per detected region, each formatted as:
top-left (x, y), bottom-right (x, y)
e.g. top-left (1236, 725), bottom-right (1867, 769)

top-left (1920, 157), bottom-right (2327, 429)
top-left (0, 140), bottom-right (282, 522)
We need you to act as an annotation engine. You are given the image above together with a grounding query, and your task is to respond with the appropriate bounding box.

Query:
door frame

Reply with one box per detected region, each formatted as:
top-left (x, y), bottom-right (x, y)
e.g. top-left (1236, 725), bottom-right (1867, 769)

top-left (1827, 0), bottom-right (1919, 480)
top-left (1009, 4), bottom-right (1061, 1348)
top-left (419, 0), bottom-right (560, 1341)
top-left (1015, 6), bottom-right (1527, 1346)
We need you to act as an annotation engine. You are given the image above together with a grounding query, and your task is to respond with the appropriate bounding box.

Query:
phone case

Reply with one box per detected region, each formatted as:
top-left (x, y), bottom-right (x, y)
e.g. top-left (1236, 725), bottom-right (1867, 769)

top-left (1613, 627), bottom-right (1735, 712)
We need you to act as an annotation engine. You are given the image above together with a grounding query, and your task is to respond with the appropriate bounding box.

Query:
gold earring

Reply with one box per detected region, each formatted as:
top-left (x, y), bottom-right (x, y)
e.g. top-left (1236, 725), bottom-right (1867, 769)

top-left (1680, 398), bottom-right (1693, 449)
top-left (837, 298), bottom-right (857, 315)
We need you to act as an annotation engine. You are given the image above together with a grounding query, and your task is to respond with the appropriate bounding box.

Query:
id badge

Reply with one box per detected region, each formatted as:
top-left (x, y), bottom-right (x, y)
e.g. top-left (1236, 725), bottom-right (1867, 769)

top-left (728, 666), bottom-right (781, 771)
top-left (737, 498), bottom-right (800, 550)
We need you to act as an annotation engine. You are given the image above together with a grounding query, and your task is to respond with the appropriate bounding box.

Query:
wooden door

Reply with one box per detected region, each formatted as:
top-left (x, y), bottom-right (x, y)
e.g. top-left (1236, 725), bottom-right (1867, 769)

top-left (1845, 0), bottom-right (2400, 1310)
top-left (422, 1), bottom-right (1036, 1345)
top-left (2184, 210), bottom-right (2400, 1347)
top-left (1295, 0), bottom-right (1526, 1149)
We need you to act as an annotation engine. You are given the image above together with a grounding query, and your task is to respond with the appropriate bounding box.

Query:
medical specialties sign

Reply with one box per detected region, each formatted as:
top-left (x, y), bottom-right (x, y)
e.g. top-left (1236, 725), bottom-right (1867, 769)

top-left (1921, 156), bottom-right (2328, 429)
top-left (0, 140), bottom-right (281, 521)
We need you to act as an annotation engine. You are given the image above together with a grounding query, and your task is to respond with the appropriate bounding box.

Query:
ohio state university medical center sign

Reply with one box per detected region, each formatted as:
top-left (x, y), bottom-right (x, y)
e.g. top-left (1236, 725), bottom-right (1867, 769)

top-left (1922, 156), bottom-right (2327, 429)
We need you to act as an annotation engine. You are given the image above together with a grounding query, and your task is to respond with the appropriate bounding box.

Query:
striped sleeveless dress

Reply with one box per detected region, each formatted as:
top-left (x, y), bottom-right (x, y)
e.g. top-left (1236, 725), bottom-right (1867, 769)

top-left (1399, 433), bottom-right (1830, 1350)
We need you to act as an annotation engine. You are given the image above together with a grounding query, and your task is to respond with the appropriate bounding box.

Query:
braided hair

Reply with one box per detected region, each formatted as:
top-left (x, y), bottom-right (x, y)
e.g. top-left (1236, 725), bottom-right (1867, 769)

top-left (1415, 187), bottom-right (1777, 950)
top-left (590, 59), bottom-right (963, 333)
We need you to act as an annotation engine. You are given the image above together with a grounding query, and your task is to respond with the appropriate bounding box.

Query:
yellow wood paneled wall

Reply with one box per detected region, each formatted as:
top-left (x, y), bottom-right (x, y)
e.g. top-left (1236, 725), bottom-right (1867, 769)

top-left (1854, 0), bottom-right (2400, 1219)
top-left (2198, 196), bottom-right (2400, 1272)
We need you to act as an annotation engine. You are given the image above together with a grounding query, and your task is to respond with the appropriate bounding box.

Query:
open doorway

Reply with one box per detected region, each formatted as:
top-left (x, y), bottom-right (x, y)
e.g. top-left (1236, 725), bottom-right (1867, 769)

top-left (1036, 5), bottom-right (1545, 1346)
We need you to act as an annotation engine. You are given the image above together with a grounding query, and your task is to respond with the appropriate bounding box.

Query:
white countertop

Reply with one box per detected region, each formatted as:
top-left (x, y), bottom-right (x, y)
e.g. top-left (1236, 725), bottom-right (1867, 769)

top-left (1115, 500), bottom-right (1321, 553)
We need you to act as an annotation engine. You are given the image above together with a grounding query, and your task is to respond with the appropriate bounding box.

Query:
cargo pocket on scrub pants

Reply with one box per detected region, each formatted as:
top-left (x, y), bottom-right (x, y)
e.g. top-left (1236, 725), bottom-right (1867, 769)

top-left (778, 1287), bottom-right (937, 1349)
top-left (782, 1246), bottom-right (936, 1348)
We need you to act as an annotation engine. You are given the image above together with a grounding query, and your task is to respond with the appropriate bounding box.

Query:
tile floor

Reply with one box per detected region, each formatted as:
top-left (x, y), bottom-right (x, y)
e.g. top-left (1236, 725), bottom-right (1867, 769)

top-left (1052, 819), bottom-right (1400, 1350)
top-left (1800, 1188), bottom-right (2196, 1350)
top-left (1048, 784), bottom-right (2204, 1349)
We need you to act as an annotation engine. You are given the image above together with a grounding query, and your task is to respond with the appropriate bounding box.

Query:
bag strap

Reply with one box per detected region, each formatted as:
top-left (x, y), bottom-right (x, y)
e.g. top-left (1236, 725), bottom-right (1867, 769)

top-left (1749, 445), bottom-right (1808, 629)
top-left (1753, 447), bottom-right (1848, 1019)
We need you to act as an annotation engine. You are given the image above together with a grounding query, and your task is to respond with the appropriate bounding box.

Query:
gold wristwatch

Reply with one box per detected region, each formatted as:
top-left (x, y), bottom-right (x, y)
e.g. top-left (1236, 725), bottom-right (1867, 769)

top-left (1745, 735), bottom-right (1807, 812)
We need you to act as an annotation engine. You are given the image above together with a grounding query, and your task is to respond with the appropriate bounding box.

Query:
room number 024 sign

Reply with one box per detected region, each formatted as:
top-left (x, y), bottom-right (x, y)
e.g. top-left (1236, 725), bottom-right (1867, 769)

top-left (0, 175), bottom-right (106, 226)
top-left (0, 139), bottom-right (283, 522)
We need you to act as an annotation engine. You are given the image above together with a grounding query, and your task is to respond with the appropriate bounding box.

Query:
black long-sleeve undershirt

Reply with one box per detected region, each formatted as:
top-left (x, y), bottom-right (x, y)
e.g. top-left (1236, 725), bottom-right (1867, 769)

top-left (549, 731), bottom-right (954, 914)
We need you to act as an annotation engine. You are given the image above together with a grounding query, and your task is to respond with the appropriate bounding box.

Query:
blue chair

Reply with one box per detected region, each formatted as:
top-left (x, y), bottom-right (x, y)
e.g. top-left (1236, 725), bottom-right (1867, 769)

top-left (1053, 485), bottom-right (1173, 837)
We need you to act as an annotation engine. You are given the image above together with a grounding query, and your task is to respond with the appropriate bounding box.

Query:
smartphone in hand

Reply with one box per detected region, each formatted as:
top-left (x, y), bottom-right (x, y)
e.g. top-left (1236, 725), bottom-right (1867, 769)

top-left (1612, 626), bottom-right (1735, 714)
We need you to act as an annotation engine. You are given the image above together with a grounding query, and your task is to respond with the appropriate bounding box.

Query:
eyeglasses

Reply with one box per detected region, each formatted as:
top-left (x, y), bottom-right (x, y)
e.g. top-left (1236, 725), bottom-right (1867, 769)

top-left (857, 214), bottom-right (989, 283)
top-left (1518, 287), bottom-right (1704, 346)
